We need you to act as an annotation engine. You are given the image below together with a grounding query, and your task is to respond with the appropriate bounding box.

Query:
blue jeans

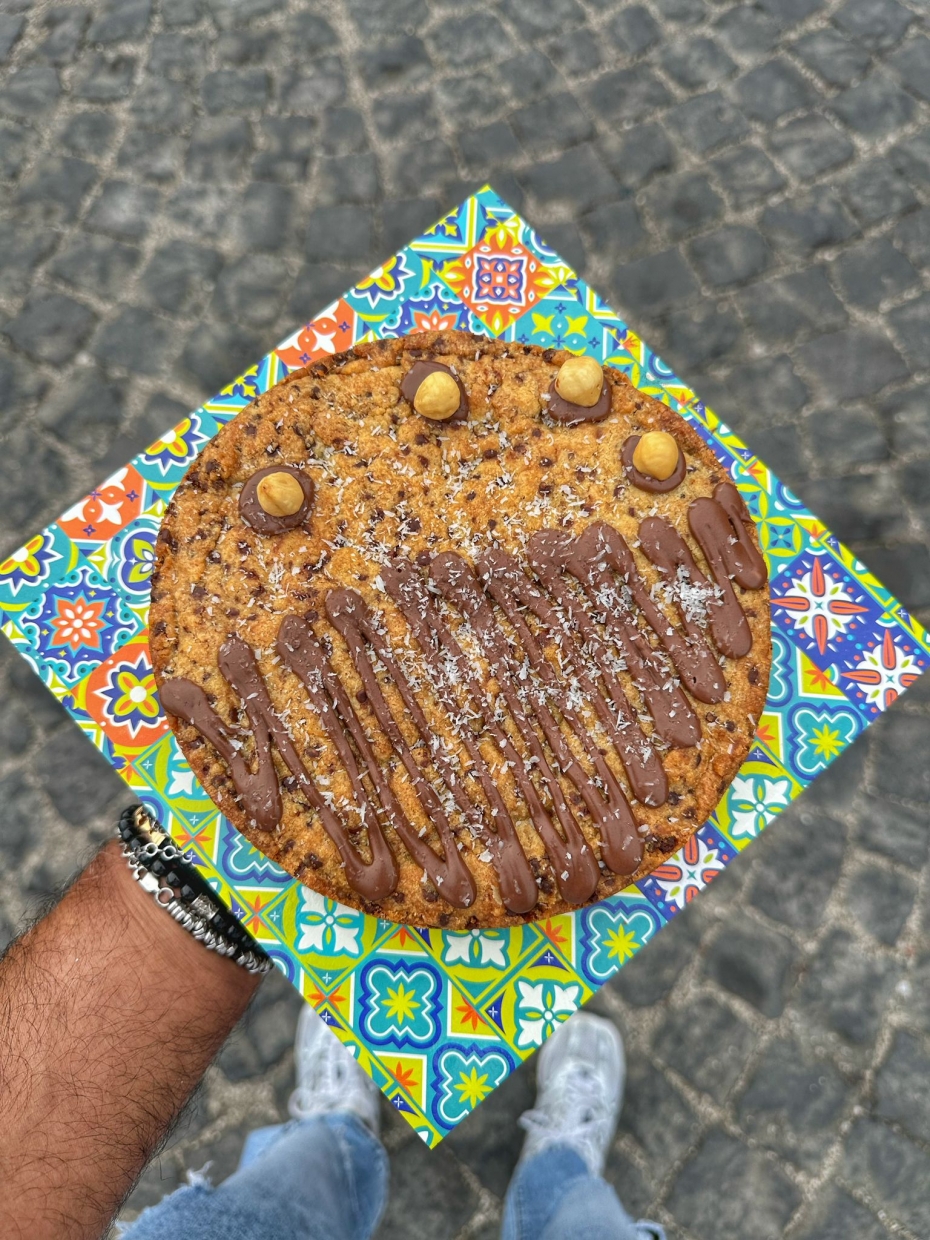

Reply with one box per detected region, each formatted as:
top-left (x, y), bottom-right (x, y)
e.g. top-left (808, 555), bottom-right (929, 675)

top-left (121, 1115), bottom-right (665, 1240)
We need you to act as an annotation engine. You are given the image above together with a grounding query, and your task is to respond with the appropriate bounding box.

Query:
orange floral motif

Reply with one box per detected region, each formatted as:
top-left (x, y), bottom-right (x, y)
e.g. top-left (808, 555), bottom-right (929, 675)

top-left (442, 231), bottom-right (554, 334)
top-left (276, 299), bottom-right (357, 369)
top-left (391, 1062), bottom-right (418, 1092)
top-left (412, 306), bottom-right (459, 333)
top-left (58, 466), bottom-right (144, 544)
top-left (540, 918), bottom-right (568, 948)
top-left (240, 893), bottom-right (271, 935)
top-left (803, 661), bottom-right (837, 695)
top-left (842, 629), bottom-right (922, 711)
top-left (50, 595), bottom-right (107, 650)
top-left (455, 1000), bottom-right (486, 1033)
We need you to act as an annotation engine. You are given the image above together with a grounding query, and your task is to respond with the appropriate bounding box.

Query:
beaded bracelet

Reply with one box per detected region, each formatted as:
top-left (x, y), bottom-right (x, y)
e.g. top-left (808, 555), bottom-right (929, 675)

top-left (117, 805), bottom-right (272, 976)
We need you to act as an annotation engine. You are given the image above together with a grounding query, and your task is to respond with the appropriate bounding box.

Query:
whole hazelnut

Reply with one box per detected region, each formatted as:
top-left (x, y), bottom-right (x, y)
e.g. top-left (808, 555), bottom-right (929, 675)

top-left (632, 431), bottom-right (680, 481)
top-left (555, 355), bottom-right (604, 407)
top-left (256, 470), bottom-right (306, 517)
top-left (413, 371), bottom-right (460, 420)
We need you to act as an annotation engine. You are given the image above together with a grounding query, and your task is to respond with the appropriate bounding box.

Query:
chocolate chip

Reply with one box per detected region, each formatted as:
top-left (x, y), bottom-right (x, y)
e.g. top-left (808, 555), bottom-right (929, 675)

top-left (645, 831), bottom-right (678, 852)
top-left (748, 666), bottom-right (759, 684)
top-left (483, 448), bottom-right (498, 460)
top-left (416, 551), bottom-right (431, 567)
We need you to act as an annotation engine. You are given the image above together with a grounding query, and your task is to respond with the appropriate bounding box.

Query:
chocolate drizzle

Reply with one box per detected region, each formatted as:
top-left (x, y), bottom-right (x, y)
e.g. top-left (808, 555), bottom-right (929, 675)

top-left (161, 480), bottom-right (767, 916)
top-left (276, 612), bottom-right (474, 909)
top-left (621, 435), bottom-right (686, 493)
top-left (238, 465), bottom-right (315, 534)
top-left (528, 529), bottom-right (702, 747)
top-left (400, 360), bottom-right (469, 423)
top-left (160, 637), bottom-right (398, 901)
top-left (687, 483), bottom-right (767, 659)
top-left (481, 544), bottom-right (667, 808)
top-left (547, 379), bottom-right (611, 425)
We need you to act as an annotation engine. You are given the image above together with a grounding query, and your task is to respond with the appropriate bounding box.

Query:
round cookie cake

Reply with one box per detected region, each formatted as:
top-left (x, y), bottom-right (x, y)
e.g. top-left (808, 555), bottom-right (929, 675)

top-left (150, 329), bottom-right (770, 929)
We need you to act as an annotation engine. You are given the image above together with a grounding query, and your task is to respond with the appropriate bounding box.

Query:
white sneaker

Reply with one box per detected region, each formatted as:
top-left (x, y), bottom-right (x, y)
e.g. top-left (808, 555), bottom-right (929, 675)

top-left (288, 1003), bottom-right (380, 1135)
top-left (518, 1011), bottom-right (625, 1176)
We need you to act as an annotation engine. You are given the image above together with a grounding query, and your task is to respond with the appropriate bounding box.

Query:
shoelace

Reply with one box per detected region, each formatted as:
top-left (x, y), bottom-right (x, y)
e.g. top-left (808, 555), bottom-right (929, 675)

top-left (519, 1065), bottom-right (614, 1174)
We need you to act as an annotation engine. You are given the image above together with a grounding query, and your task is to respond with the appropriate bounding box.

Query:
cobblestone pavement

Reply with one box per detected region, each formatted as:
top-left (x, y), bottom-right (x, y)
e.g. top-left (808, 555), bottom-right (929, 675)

top-left (2, 0), bottom-right (930, 1234)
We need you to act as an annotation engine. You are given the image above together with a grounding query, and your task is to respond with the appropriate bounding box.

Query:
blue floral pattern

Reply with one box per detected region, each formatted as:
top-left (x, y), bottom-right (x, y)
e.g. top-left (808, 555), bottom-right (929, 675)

top-left (433, 1045), bottom-right (515, 1127)
top-left (360, 962), bottom-right (442, 1048)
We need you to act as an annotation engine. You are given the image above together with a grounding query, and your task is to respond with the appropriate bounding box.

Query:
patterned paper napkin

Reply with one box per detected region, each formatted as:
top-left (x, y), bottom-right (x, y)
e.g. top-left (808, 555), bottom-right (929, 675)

top-left (2, 186), bottom-right (926, 1146)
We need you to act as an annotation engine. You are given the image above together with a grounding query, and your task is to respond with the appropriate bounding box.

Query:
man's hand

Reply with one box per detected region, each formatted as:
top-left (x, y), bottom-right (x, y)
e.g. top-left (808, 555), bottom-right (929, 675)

top-left (0, 837), bottom-right (261, 1239)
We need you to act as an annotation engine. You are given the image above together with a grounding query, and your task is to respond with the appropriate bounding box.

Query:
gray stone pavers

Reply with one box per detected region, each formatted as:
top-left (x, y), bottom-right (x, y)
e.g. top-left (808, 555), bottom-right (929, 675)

top-left (1, 0), bottom-right (930, 1235)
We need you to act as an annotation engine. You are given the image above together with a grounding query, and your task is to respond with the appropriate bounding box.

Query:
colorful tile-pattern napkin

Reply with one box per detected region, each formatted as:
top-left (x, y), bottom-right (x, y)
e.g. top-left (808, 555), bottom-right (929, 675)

top-left (2, 187), bottom-right (926, 1146)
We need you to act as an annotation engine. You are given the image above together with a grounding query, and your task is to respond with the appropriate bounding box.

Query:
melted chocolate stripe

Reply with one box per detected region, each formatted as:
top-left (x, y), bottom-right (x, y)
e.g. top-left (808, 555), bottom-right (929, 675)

top-left (322, 589), bottom-right (476, 909)
top-left (384, 559), bottom-right (597, 906)
top-left (276, 614), bottom-right (461, 907)
top-left (337, 590), bottom-right (530, 891)
top-left (161, 638), bottom-right (398, 901)
top-left (711, 482), bottom-right (768, 589)
top-left (688, 483), bottom-right (767, 659)
top-left (159, 673), bottom-right (281, 833)
top-left (577, 522), bottom-right (725, 705)
top-left (381, 561), bottom-right (538, 916)
top-left (483, 544), bottom-right (667, 807)
top-left (430, 552), bottom-right (601, 903)
top-left (638, 515), bottom-right (741, 662)
top-left (476, 551), bottom-right (643, 876)
top-left (528, 530), bottom-right (700, 749)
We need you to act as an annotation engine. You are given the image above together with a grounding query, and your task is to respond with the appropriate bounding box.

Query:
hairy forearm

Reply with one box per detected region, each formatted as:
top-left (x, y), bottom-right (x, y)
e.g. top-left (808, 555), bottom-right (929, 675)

top-left (0, 838), bottom-right (260, 1239)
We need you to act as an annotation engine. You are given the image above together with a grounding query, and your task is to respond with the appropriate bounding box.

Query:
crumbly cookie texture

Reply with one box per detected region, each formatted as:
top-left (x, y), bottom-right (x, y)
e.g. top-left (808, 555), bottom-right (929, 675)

top-left (150, 330), bottom-right (770, 929)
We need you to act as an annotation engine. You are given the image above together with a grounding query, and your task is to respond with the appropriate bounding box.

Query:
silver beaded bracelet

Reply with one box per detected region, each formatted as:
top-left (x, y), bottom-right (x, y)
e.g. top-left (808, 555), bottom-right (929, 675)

top-left (118, 805), bottom-right (272, 976)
